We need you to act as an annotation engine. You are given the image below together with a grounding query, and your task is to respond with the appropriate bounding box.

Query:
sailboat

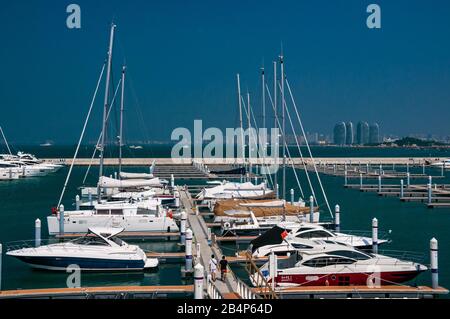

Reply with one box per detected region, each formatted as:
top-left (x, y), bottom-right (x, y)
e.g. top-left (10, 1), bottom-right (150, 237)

top-left (48, 24), bottom-right (180, 236)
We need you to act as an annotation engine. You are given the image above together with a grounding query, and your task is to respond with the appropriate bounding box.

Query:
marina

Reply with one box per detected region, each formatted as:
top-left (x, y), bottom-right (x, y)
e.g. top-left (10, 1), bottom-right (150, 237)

top-left (1, 1), bottom-right (450, 305)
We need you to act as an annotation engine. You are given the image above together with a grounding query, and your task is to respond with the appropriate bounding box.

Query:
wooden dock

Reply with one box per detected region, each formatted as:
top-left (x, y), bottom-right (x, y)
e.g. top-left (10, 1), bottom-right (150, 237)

top-left (0, 285), bottom-right (194, 299)
top-left (252, 285), bottom-right (449, 299)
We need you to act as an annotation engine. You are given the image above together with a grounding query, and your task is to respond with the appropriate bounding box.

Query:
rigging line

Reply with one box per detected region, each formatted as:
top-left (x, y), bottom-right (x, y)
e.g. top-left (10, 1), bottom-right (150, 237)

top-left (57, 62), bottom-right (106, 208)
top-left (241, 96), bottom-right (273, 190)
top-left (0, 126), bottom-right (12, 155)
top-left (285, 79), bottom-right (333, 218)
top-left (81, 79), bottom-right (123, 185)
top-left (265, 85), bottom-right (305, 199)
top-left (239, 95), bottom-right (274, 188)
top-left (246, 95), bottom-right (274, 188)
top-left (276, 81), bottom-right (316, 204)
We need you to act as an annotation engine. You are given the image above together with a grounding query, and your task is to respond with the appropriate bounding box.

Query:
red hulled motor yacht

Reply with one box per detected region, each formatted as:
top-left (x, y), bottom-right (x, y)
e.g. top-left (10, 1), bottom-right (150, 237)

top-left (251, 242), bottom-right (427, 287)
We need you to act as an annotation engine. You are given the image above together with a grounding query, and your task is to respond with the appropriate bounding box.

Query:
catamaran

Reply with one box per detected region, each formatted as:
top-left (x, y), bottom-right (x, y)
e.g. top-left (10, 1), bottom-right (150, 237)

top-left (7, 227), bottom-right (159, 271)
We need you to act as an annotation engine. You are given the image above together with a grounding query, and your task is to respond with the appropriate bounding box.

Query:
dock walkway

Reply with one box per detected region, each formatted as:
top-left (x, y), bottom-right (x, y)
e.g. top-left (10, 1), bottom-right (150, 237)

top-left (179, 188), bottom-right (240, 299)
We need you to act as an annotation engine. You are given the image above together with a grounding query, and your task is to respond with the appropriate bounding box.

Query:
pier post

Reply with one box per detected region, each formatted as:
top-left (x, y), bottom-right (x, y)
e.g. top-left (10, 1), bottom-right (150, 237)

top-left (372, 218), bottom-right (378, 254)
top-left (344, 170), bottom-right (348, 186)
top-left (400, 179), bottom-right (404, 198)
top-left (309, 196), bottom-right (314, 223)
top-left (378, 175), bottom-right (382, 193)
top-left (35, 218), bottom-right (41, 247)
top-left (269, 251), bottom-right (278, 291)
top-left (422, 163), bottom-right (425, 175)
top-left (254, 176), bottom-right (258, 185)
top-left (428, 182), bottom-right (432, 205)
top-left (406, 162), bottom-right (410, 174)
top-left (180, 211), bottom-right (187, 245)
top-left (171, 174), bottom-right (175, 188)
top-left (335, 205), bottom-right (340, 232)
top-left (333, 164), bottom-right (336, 174)
top-left (194, 263), bottom-right (204, 299)
top-left (75, 195), bottom-right (80, 210)
top-left (114, 171), bottom-right (117, 180)
top-left (442, 163), bottom-right (445, 177)
top-left (379, 164), bottom-right (383, 175)
top-left (407, 173), bottom-right (411, 188)
top-left (174, 190), bottom-right (180, 208)
top-left (290, 189), bottom-right (294, 205)
top-left (0, 243), bottom-right (2, 291)
top-left (430, 238), bottom-right (439, 289)
top-left (366, 163), bottom-right (369, 174)
top-left (360, 173), bottom-right (363, 188)
top-left (59, 204), bottom-right (65, 236)
top-left (429, 175), bottom-right (433, 186)
top-left (185, 228), bottom-right (193, 273)
top-left (276, 184), bottom-right (279, 199)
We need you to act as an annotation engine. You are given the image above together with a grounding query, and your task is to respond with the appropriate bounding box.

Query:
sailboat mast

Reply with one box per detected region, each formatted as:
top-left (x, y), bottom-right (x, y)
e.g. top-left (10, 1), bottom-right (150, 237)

top-left (280, 54), bottom-right (286, 201)
top-left (247, 92), bottom-right (252, 178)
top-left (261, 67), bottom-right (266, 130)
top-left (0, 126), bottom-right (12, 155)
top-left (237, 74), bottom-right (245, 167)
top-left (273, 61), bottom-right (278, 198)
top-left (98, 23), bottom-right (116, 198)
top-left (118, 65), bottom-right (126, 176)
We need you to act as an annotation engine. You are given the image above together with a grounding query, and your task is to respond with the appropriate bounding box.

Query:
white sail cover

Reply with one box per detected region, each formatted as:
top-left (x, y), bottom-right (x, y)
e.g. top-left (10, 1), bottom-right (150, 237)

top-left (99, 176), bottom-right (163, 189)
top-left (197, 182), bottom-right (273, 200)
top-left (111, 189), bottom-right (156, 200)
top-left (119, 172), bottom-right (154, 179)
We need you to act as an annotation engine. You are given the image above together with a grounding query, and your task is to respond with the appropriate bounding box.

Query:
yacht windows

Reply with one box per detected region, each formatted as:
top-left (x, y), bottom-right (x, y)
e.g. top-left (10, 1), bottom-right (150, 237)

top-left (97, 209), bottom-right (110, 215)
top-left (110, 209), bottom-right (123, 215)
top-left (296, 230), bottom-right (333, 239)
top-left (291, 243), bottom-right (313, 249)
top-left (302, 256), bottom-right (355, 268)
top-left (110, 236), bottom-right (124, 246)
top-left (72, 236), bottom-right (108, 246)
top-left (329, 250), bottom-right (372, 260)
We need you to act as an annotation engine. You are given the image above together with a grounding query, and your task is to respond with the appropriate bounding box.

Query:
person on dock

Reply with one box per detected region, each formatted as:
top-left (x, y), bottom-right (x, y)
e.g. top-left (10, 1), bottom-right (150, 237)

top-left (219, 255), bottom-right (228, 281)
top-left (209, 254), bottom-right (218, 282)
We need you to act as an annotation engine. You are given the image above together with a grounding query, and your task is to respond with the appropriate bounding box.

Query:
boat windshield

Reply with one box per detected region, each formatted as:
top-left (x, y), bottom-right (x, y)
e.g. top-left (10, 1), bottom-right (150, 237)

top-left (72, 235), bottom-right (110, 246)
top-left (109, 236), bottom-right (125, 246)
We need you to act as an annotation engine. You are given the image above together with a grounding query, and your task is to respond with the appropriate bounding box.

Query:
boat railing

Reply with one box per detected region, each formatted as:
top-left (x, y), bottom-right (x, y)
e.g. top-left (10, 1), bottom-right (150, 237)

top-left (339, 229), bottom-right (391, 241)
top-left (377, 249), bottom-right (426, 264)
top-left (5, 239), bottom-right (56, 252)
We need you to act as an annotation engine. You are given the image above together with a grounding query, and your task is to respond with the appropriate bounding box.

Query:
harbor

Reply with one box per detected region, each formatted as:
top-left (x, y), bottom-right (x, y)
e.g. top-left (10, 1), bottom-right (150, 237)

top-left (1, 1), bottom-right (450, 305)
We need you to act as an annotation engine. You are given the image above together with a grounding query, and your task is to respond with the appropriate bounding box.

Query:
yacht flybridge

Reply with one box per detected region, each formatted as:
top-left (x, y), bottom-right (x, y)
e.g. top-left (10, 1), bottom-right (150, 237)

top-left (7, 227), bottom-right (158, 271)
top-left (251, 242), bottom-right (427, 287)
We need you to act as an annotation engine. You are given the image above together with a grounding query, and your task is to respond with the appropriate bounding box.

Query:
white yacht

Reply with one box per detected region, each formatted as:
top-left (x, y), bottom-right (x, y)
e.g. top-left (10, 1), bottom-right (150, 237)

top-left (252, 242), bottom-right (427, 287)
top-left (430, 159), bottom-right (450, 169)
top-left (249, 225), bottom-right (388, 258)
top-left (197, 181), bottom-right (274, 200)
top-left (7, 227), bottom-right (158, 271)
top-left (47, 200), bottom-right (180, 235)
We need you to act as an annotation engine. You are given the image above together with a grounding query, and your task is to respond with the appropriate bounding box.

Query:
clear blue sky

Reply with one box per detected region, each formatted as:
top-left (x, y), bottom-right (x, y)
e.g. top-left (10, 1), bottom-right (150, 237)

top-left (1, 0), bottom-right (449, 144)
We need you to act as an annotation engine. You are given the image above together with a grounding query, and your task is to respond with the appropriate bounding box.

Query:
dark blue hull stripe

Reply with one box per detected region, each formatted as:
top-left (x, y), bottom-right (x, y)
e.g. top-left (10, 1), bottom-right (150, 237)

top-left (15, 256), bottom-right (145, 270)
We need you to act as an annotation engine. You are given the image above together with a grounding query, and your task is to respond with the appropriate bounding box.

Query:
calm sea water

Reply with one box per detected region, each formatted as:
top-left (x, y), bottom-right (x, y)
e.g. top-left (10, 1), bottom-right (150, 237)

top-left (0, 145), bottom-right (449, 295)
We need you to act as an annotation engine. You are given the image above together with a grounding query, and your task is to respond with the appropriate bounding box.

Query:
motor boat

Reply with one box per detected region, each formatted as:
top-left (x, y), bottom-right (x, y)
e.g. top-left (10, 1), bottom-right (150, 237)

top-left (16, 152), bottom-right (64, 172)
top-left (251, 242), bottom-right (427, 287)
top-left (47, 200), bottom-right (180, 235)
top-left (429, 159), bottom-right (450, 169)
top-left (221, 212), bottom-right (314, 237)
top-left (249, 225), bottom-right (388, 258)
top-left (7, 227), bottom-right (158, 271)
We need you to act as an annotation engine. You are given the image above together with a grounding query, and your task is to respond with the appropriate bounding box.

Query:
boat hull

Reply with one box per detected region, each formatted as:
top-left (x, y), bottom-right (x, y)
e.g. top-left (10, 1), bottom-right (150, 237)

top-left (12, 255), bottom-right (146, 271)
top-left (47, 215), bottom-right (179, 236)
top-left (273, 270), bottom-right (424, 286)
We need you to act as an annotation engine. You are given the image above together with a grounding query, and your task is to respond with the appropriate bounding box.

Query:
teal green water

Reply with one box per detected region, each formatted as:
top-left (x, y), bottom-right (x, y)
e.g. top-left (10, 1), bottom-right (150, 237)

top-left (0, 146), bottom-right (449, 293)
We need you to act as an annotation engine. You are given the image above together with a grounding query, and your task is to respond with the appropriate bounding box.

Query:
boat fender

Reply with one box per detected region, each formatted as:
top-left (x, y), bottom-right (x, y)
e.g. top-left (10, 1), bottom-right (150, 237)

top-left (167, 210), bottom-right (173, 219)
top-left (51, 207), bottom-right (58, 215)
